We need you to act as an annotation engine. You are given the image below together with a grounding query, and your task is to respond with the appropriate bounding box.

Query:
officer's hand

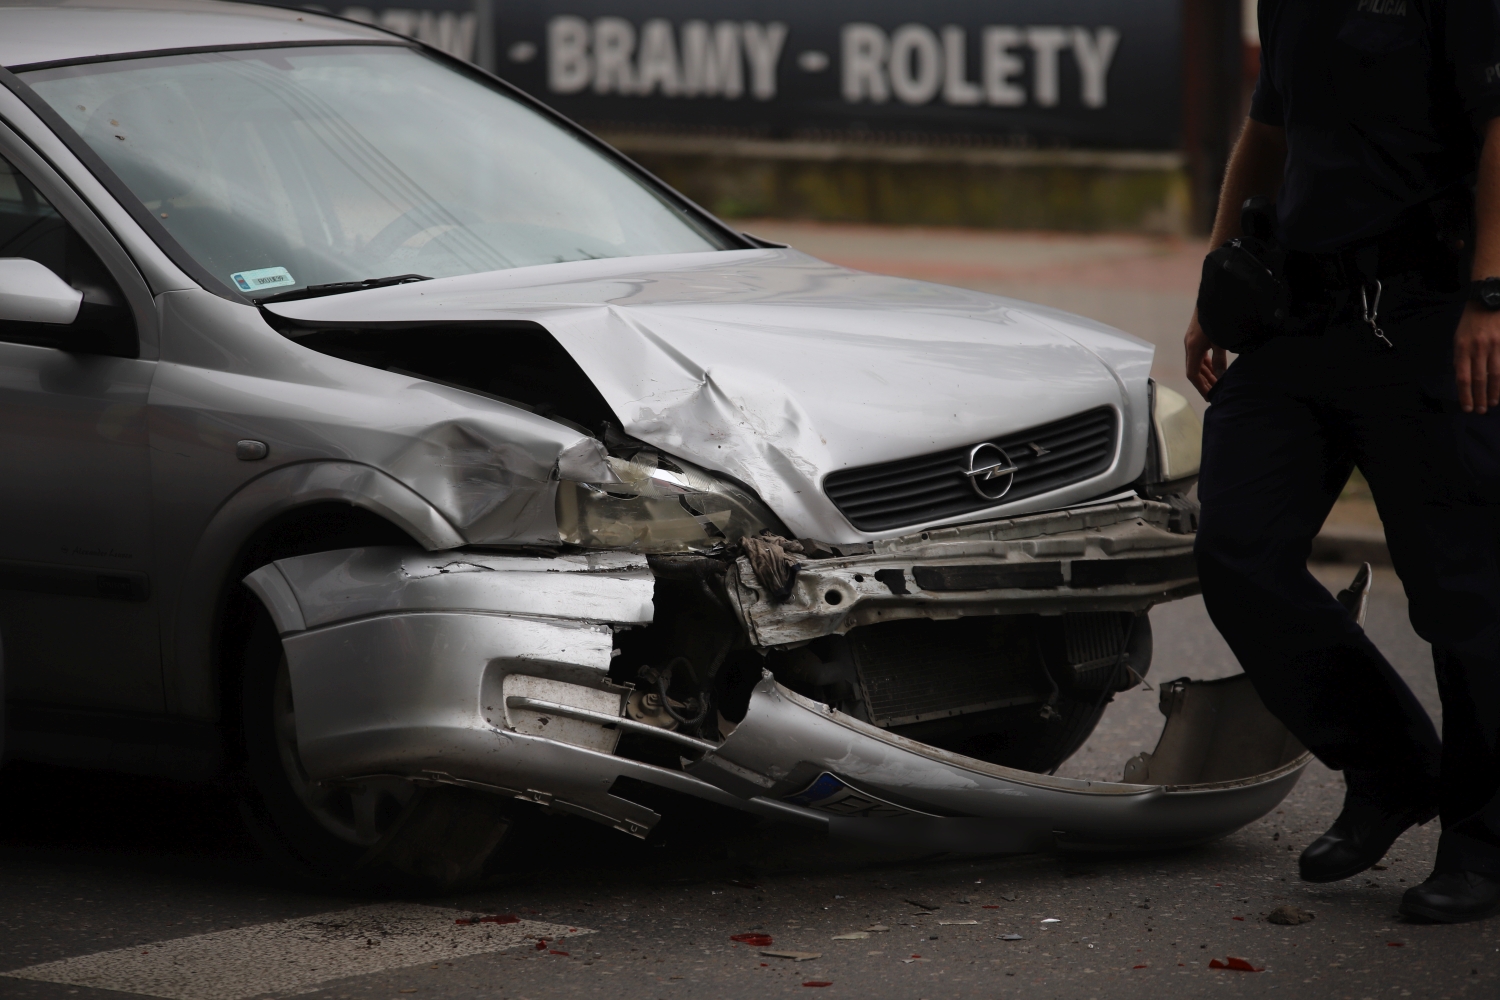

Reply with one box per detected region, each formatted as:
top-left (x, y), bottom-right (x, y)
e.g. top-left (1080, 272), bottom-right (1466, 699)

top-left (1455, 303), bottom-right (1500, 414)
top-left (1185, 312), bottom-right (1226, 399)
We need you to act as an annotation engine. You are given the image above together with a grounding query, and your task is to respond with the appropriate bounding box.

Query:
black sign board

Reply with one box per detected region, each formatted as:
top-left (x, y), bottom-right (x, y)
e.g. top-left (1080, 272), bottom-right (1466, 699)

top-left (272, 1), bottom-right (1182, 150)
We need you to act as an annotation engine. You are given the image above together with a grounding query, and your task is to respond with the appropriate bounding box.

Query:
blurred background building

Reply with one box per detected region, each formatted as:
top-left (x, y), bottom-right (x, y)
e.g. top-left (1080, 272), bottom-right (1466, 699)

top-left (283, 0), bottom-right (1254, 235)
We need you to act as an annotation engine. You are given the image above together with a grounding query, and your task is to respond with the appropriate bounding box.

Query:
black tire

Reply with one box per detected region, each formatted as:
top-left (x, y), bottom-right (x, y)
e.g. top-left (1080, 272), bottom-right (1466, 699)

top-left (233, 597), bottom-right (513, 891)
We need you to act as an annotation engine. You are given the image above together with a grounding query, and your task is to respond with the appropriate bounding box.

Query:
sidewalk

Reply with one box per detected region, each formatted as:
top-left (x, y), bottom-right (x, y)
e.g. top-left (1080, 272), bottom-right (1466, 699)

top-left (743, 219), bottom-right (1388, 563)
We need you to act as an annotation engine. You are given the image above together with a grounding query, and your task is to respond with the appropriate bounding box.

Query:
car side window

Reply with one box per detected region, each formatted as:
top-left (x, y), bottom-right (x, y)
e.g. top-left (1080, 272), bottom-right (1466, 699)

top-left (0, 152), bottom-right (137, 356)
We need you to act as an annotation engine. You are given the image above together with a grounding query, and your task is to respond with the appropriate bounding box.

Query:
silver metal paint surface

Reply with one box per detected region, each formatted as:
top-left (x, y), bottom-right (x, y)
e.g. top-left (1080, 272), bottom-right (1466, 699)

top-left (690, 675), bottom-right (1309, 853)
top-left (0, 0), bottom-right (392, 69)
top-left (245, 545), bottom-right (1302, 853)
top-left (248, 547), bottom-right (653, 633)
top-left (266, 248), bottom-right (1154, 543)
top-left (731, 497), bottom-right (1195, 646)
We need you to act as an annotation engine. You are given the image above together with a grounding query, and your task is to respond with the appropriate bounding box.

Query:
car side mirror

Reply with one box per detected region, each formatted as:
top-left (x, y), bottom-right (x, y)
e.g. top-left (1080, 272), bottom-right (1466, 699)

top-left (0, 257), bottom-right (83, 325)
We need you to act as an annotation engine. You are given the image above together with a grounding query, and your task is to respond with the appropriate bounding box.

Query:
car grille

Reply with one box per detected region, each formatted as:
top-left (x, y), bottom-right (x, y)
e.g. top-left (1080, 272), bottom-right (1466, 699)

top-left (823, 407), bottom-right (1119, 533)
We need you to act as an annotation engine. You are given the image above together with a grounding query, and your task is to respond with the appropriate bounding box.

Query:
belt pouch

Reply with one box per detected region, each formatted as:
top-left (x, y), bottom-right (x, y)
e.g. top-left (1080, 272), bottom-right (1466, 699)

top-left (1197, 196), bottom-right (1289, 352)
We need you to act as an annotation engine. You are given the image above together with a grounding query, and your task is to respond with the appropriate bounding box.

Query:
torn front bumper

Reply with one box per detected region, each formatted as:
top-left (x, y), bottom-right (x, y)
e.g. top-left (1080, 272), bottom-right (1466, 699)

top-left (244, 530), bottom-right (1310, 853)
top-left (730, 497), bottom-right (1198, 646)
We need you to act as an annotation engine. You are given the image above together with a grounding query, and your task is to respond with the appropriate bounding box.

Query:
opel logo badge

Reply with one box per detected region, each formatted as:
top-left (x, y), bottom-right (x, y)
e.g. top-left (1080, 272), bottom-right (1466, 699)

top-left (963, 442), bottom-right (1018, 500)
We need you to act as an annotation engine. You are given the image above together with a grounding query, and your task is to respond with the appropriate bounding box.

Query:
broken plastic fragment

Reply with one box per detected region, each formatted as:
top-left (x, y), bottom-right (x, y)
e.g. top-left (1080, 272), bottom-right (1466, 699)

top-left (762, 950), bottom-right (822, 962)
top-left (1133, 964), bottom-right (1148, 969)
top-left (549, 950), bottom-right (569, 956)
top-left (981, 905), bottom-right (1000, 910)
top-left (731, 933), bottom-right (774, 947)
top-left (863, 925), bottom-right (890, 933)
top-left (938, 920), bottom-right (978, 926)
top-left (904, 898), bottom-right (941, 911)
top-left (534, 940), bottom-right (547, 951)
top-left (1001, 934), bottom-right (1024, 941)
top-left (802, 982), bottom-right (833, 988)
top-left (1208, 957), bottom-right (1260, 972)
top-left (1387, 941), bottom-right (1405, 947)
top-left (1040, 918), bottom-right (1060, 923)
top-left (831, 932), bottom-right (869, 940)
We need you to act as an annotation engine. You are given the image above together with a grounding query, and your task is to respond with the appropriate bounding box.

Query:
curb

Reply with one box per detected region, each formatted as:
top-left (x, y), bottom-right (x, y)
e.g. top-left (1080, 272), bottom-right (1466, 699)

top-left (1310, 529), bottom-right (1391, 567)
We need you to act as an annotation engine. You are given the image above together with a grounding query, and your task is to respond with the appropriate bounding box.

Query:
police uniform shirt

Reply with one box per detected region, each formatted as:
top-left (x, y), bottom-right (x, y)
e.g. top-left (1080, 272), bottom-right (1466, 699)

top-left (1252, 0), bottom-right (1500, 253)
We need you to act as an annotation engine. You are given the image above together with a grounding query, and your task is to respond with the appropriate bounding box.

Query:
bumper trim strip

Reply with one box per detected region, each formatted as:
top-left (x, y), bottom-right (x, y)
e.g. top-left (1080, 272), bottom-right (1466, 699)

top-left (503, 696), bottom-right (719, 753)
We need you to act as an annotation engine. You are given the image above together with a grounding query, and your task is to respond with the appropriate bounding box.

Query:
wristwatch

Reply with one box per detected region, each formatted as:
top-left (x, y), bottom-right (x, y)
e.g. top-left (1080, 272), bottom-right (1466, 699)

top-left (1471, 277), bottom-right (1500, 309)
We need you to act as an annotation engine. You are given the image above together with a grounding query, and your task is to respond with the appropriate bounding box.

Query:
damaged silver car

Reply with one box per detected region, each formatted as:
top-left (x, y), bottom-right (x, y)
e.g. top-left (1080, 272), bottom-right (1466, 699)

top-left (0, 0), bottom-right (1319, 888)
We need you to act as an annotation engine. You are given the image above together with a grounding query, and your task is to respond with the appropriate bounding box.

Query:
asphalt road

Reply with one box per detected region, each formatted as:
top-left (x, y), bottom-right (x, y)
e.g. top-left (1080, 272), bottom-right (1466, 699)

top-left (3, 563), bottom-right (1495, 1000)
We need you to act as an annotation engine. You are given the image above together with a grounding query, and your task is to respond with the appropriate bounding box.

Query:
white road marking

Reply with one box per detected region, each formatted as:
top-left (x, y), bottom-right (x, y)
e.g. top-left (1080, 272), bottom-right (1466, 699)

top-left (2, 903), bottom-right (593, 1000)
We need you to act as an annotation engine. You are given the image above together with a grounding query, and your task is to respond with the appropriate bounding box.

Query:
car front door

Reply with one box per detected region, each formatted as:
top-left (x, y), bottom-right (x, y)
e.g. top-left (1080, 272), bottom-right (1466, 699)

top-left (0, 140), bottom-right (161, 720)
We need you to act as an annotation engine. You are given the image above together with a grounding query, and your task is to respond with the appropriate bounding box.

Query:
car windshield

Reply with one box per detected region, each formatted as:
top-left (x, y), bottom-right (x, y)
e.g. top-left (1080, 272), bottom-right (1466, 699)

top-left (22, 45), bottom-right (738, 298)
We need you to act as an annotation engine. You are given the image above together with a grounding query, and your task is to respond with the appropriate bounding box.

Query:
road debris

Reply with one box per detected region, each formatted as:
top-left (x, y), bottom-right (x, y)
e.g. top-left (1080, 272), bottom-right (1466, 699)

top-left (1000, 934), bottom-right (1024, 941)
top-left (1133, 964), bottom-right (1148, 969)
top-left (981, 905), bottom-right (999, 909)
top-left (900, 955), bottom-right (927, 964)
top-left (731, 933), bottom-right (773, 947)
top-left (937, 920), bottom-right (978, 926)
top-left (1040, 918), bottom-right (1060, 924)
top-left (762, 951), bottom-right (822, 962)
top-left (802, 981), bottom-right (833, 988)
top-left (864, 925), bottom-right (890, 933)
top-left (1387, 941), bottom-right (1405, 947)
top-left (831, 932), bottom-right (869, 940)
top-left (1209, 957), bottom-right (1261, 972)
top-left (904, 899), bottom-right (941, 911)
top-left (1265, 906), bottom-right (1315, 926)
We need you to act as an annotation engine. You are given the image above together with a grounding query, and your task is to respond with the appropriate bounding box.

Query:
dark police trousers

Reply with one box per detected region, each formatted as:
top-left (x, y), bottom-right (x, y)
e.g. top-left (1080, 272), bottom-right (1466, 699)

top-left (1195, 279), bottom-right (1500, 874)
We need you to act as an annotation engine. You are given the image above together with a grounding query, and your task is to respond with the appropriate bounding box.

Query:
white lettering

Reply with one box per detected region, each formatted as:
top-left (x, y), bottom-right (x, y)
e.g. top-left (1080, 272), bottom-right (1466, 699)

top-left (842, 23), bottom-right (889, 103)
top-left (981, 26), bottom-right (1026, 106)
top-left (889, 24), bottom-right (942, 104)
top-left (1071, 27), bottom-right (1119, 108)
top-left (592, 17), bottom-right (636, 95)
top-left (742, 22), bottom-right (788, 100)
top-left (682, 21), bottom-right (742, 98)
top-left (342, 7), bottom-right (477, 61)
top-left (1026, 26), bottom-right (1069, 107)
top-left (942, 26), bottom-right (982, 106)
top-left (636, 18), bottom-right (681, 96)
top-left (547, 16), bottom-right (591, 93)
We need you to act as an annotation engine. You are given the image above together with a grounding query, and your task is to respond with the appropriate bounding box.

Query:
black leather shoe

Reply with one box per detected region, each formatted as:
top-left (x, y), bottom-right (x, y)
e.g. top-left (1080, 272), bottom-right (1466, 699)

top-left (1299, 797), bottom-right (1438, 883)
top-left (1400, 871), bottom-right (1500, 924)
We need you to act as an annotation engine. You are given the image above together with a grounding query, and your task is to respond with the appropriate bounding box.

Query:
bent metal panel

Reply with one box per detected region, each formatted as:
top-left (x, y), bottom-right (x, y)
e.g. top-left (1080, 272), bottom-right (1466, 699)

top-left (291, 0), bottom-right (1182, 150)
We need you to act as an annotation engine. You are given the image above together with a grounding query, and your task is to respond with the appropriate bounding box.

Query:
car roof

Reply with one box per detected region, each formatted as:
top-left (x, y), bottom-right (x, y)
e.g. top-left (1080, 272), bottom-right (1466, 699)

top-left (0, 0), bottom-right (395, 70)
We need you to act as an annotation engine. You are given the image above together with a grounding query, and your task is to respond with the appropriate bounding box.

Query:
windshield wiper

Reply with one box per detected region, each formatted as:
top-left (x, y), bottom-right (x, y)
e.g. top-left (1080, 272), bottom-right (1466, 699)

top-left (254, 273), bottom-right (431, 305)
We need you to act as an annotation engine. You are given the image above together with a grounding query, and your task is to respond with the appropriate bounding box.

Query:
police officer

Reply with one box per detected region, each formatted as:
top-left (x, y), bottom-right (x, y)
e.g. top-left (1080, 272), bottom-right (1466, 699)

top-left (1186, 0), bottom-right (1500, 922)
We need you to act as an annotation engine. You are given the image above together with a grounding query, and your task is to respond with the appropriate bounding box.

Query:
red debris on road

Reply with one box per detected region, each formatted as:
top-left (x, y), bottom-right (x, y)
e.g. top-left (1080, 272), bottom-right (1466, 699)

top-left (1133, 964), bottom-right (1148, 969)
top-left (1387, 941), bottom-right (1405, 947)
top-left (549, 950), bottom-right (569, 956)
top-left (802, 982), bottom-right (833, 988)
top-left (730, 933), bottom-right (773, 947)
top-left (1209, 957), bottom-right (1260, 972)
top-left (1232, 916), bottom-right (1245, 921)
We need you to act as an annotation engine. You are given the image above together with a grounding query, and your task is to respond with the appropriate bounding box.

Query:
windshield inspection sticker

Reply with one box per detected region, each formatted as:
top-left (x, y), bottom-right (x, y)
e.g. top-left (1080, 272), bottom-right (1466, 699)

top-left (230, 266), bottom-right (294, 292)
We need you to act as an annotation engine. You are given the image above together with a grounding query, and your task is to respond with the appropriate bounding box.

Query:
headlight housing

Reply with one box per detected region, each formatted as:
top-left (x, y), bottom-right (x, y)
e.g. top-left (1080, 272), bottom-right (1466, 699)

top-left (1152, 383), bottom-right (1202, 481)
top-left (1135, 380), bottom-right (1202, 498)
top-left (557, 447), bottom-right (785, 552)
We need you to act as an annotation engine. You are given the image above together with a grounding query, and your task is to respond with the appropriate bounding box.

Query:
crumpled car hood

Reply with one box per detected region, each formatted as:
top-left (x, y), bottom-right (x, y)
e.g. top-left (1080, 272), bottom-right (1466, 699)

top-left (267, 248), bottom-right (1154, 541)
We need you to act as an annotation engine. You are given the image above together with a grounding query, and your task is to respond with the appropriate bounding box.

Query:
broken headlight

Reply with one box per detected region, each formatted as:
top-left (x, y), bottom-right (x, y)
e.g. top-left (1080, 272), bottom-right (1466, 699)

top-left (1150, 382), bottom-right (1202, 482)
top-left (557, 447), bottom-right (785, 552)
